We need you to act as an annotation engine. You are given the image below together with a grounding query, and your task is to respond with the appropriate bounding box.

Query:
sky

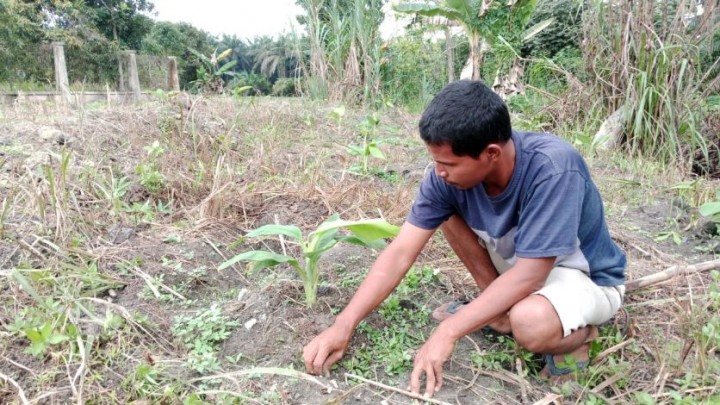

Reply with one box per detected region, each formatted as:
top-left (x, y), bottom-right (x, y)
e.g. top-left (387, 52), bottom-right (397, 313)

top-left (150, 0), bottom-right (306, 41)
top-left (149, 0), bottom-right (407, 41)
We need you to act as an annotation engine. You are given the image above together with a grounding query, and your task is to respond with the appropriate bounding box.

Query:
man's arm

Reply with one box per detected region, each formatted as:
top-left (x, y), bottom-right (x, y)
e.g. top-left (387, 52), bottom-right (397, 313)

top-left (303, 222), bottom-right (435, 375)
top-left (410, 256), bottom-right (555, 395)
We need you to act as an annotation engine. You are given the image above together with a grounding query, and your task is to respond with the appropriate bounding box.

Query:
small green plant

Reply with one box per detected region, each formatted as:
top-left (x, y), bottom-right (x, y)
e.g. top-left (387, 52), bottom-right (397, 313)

top-left (699, 189), bottom-right (720, 235)
top-left (341, 266), bottom-right (438, 378)
top-left (172, 304), bottom-right (239, 374)
top-left (219, 214), bottom-right (399, 306)
top-left (347, 114), bottom-right (386, 174)
top-left (329, 106), bottom-right (345, 129)
top-left (654, 230), bottom-right (684, 246)
top-left (93, 170), bottom-right (133, 214)
top-left (135, 140), bottom-right (165, 195)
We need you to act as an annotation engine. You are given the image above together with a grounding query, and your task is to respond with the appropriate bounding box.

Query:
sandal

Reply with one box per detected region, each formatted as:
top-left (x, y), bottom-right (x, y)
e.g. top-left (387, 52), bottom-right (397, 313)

top-left (431, 300), bottom-right (512, 339)
top-left (543, 353), bottom-right (589, 376)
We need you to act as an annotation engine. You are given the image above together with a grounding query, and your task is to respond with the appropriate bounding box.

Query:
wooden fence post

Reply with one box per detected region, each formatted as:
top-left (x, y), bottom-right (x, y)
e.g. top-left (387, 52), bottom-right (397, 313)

top-left (168, 57), bottom-right (180, 91)
top-left (125, 50), bottom-right (141, 101)
top-left (52, 42), bottom-right (72, 105)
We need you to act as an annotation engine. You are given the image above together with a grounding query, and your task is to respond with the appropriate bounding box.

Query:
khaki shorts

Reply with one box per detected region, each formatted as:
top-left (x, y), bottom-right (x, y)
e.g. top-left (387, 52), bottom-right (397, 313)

top-left (487, 246), bottom-right (625, 337)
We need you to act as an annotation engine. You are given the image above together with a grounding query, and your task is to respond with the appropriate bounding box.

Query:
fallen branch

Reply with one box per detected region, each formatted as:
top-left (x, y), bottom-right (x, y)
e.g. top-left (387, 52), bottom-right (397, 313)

top-left (344, 373), bottom-right (453, 405)
top-left (626, 259), bottom-right (720, 292)
top-left (0, 371), bottom-right (30, 405)
top-left (593, 338), bottom-right (635, 364)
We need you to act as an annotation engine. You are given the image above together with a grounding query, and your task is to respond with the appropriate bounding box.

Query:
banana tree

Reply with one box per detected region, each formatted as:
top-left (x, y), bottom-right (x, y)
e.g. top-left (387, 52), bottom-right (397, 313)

top-left (219, 214), bottom-right (400, 306)
top-left (189, 48), bottom-right (237, 94)
top-left (394, 0), bottom-right (545, 81)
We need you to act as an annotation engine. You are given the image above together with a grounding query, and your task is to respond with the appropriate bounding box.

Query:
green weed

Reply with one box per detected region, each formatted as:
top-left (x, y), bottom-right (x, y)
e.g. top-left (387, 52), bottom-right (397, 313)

top-left (341, 266), bottom-right (439, 379)
top-left (172, 304), bottom-right (240, 374)
top-left (136, 140), bottom-right (166, 195)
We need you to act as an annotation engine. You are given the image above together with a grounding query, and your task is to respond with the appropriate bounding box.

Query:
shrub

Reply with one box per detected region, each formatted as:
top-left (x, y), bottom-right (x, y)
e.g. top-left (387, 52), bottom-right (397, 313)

top-left (272, 78), bottom-right (297, 96)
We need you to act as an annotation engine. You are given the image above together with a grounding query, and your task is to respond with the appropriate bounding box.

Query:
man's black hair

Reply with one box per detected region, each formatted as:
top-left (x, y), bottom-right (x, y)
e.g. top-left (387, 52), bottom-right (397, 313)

top-left (419, 80), bottom-right (512, 158)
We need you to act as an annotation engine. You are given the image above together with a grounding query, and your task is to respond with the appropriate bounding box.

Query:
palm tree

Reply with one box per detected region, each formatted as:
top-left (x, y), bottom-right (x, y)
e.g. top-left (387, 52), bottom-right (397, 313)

top-left (250, 35), bottom-right (299, 79)
top-left (218, 34), bottom-right (252, 73)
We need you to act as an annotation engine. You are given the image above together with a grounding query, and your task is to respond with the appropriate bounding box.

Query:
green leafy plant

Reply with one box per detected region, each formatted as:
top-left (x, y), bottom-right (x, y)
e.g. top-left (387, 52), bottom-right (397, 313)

top-left (189, 48), bottom-right (237, 94)
top-left (329, 105), bottom-right (345, 129)
top-left (699, 189), bottom-right (720, 235)
top-left (219, 214), bottom-right (400, 306)
top-left (93, 170), bottom-right (133, 214)
top-left (342, 266), bottom-right (437, 377)
top-left (172, 304), bottom-right (239, 373)
top-left (136, 140), bottom-right (165, 194)
top-left (347, 114), bottom-right (386, 174)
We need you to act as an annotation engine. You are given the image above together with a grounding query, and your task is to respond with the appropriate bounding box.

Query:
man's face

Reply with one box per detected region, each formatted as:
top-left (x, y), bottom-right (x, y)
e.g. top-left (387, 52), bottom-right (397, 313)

top-left (426, 143), bottom-right (492, 190)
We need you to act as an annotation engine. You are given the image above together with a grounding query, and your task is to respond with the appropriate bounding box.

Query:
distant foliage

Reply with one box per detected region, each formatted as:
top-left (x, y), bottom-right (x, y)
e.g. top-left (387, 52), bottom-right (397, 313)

top-left (140, 21), bottom-right (216, 88)
top-left (230, 72), bottom-right (271, 96)
top-left (272, 78), bottom-right (298, 96)
top-left (522, 0), bottom-right (582, 58)
top-left (380, 33), bottom-right (448, 110)
top-left (0, 1), bottom-right (50, 85)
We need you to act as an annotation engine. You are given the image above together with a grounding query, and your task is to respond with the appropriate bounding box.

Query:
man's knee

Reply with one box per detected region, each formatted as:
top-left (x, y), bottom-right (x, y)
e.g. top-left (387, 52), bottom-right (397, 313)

top-left (509, 295), bottom-right (562, 353)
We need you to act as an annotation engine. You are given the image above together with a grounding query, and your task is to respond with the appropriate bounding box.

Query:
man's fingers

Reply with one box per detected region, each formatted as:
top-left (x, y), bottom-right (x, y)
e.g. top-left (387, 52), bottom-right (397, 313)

top-left (409, 364), bottom-right (423, 394)
top-left (433, 363), bottom-right (443, 393)
top-left (322, 349), bottom-right (344, 376)
top-left (424, 366), bottom-right (436, 397)
top-left (303, 344), bottom-right (319, 374)
top-left (312, 347), bottom-right (330, 375)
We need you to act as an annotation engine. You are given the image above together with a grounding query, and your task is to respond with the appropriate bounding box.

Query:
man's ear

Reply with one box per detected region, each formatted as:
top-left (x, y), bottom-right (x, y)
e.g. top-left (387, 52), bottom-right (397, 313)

top-left (485, 144), bottom-right (502, 161)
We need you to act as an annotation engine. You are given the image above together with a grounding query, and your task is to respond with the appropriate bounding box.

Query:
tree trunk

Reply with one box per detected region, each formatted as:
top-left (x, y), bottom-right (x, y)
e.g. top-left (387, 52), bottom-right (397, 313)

top-left (469, 33), bottom-right (487, 81)
top-left (445, 24), bottom-right (455, 83)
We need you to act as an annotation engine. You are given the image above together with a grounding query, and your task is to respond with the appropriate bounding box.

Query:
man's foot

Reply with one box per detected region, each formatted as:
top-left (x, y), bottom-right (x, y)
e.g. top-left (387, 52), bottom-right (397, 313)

top-left (431, 300), bottom-right (512, 335)
top-left (431, 300), bottom-right (468, 321)
top-left (540, 326), bottom-right (599, 384)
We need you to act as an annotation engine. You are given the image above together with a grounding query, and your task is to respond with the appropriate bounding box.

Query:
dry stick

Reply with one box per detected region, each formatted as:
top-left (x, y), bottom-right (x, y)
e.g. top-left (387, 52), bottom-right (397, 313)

top-left (17, 238), bottom-right (46, 261)
top-left (532, 393), bottom-right (563, 405)
top-left (590, 373), bottom-right (624, 396)
top-left (1, 356), bottom-right (35, 376)
top-left (0, 371), bottom-right (30, 405)
top-left (72, 334), bottom-right (89, 405)
top-left (593, 338), bottom-right (635, 364)
top-left (344, 373), bottom-right (453, 405)
top-left (515, 357), bottom-right (528, 404)
top-left (625, 259), bottom-right (720, 292)
top-left (0, 246), bottom-right (19, 269)
top-left (203, 234), bottom-right (249, 283)
top-left (130, 266), bottom-right (187, 301)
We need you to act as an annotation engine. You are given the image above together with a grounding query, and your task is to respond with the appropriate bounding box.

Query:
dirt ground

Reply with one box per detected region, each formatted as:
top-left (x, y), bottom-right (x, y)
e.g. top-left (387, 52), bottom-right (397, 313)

top-left (0, 96), bottom-right (719, 404)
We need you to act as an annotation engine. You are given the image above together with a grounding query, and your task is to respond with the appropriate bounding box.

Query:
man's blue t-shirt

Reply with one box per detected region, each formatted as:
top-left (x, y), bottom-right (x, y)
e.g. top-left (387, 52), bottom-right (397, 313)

top-left (407, 131), bottom-right (626, 287)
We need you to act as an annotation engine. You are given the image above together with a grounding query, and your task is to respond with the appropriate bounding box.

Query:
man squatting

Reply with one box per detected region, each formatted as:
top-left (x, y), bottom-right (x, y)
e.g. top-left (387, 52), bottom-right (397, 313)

top-left (303, 79), bottom-right (626, 397)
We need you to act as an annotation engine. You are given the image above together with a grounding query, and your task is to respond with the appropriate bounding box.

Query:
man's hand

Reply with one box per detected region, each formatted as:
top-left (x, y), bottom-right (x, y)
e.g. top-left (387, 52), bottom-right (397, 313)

top-left (409, 328), bottom-right (457, 397)
top-left (303, 323), bottom-right (352, 376)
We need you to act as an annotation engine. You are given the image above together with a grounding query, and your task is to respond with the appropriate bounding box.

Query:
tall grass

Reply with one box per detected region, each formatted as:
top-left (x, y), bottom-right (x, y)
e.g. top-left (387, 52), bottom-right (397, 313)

top-left (583, 0), bottom-right (719, 167)
top-left (296, 0), bottom-right (384, 104)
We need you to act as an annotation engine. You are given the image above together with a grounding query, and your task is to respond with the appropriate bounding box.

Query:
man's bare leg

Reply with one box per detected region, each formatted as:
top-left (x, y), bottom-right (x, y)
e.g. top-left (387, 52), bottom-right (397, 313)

top-left (438, 215), bottom-right (510, 333)
top-left (510, 295), bottom-right (597, 380)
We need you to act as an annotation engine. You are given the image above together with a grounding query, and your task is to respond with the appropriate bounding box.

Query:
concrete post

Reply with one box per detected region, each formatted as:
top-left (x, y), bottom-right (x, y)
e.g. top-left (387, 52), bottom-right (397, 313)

top-left (125, 50), bottom-right (141, 100)
top-left (168, 57), bottom-right (180, 91)
top-left (52, 42), bottom-right (72, 105)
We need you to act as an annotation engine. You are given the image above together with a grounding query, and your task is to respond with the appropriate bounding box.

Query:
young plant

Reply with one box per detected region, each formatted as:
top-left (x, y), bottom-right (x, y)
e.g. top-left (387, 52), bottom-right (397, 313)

top-left (219, 214), bottom-right (400, 306)
top-left (136, 140), bottom-right (165, 195)
top-left (347, 114), bottom-right (386, 174)
top-left (700, 189), bottom-right (720, 235)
